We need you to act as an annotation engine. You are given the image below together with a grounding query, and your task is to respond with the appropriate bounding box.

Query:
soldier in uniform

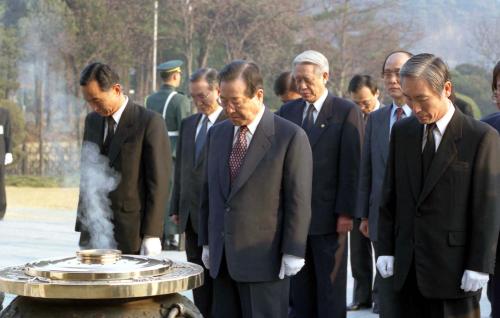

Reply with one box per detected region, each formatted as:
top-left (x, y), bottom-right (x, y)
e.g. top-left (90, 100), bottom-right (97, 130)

top-left (146, 59), bottom-right (191, 249)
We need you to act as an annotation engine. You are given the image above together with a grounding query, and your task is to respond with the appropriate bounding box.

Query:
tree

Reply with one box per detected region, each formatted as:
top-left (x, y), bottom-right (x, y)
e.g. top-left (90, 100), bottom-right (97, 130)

top-left (452, 64), bottom-right (496, 116)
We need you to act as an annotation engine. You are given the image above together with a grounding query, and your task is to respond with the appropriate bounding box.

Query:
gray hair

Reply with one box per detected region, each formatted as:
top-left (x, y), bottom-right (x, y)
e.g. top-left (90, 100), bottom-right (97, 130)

top-left (400, 53), bottom-right (450, 94)
top-left (293, 50), bottom-right (329, 74)
top-left (190, 68), bottom-right (219, 90)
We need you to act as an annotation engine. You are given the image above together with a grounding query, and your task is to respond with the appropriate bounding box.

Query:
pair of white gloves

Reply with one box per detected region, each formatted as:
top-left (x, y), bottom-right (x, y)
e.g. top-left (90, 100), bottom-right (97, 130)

top-left (140, 236), bottom-right (162, 256)
top-left (376, 256), bottom-right (489, 292)
top-left (202, 246), bottom-right (305, 279)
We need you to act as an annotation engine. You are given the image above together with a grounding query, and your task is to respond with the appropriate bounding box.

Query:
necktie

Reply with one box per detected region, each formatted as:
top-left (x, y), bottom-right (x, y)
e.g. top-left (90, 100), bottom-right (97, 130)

top-left (395, 107), bottom-right (404, 121)
top-left (302, 103), bottom-right (315, 133)
top-left (229, 126), bottom-right (249, 183)
top-left (421, 123), bottom-right (436, 182)
top-left (102, 116), bottom-right (116, 155)
top-left (195, 116), bottom-right (209, 162)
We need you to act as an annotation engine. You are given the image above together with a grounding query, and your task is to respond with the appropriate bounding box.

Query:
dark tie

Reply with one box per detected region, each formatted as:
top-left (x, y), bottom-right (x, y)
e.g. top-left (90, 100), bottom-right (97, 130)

top-left (421, 123), bottom-right (436, 182)
top-left (102, 116), bottom-right (116, 155)
top-left (302, 103), bottom-right (315, 133)
top-left (395, 107), bottom-right (404, 121)
top-left (229, 126), bottom-right (248, 183)
top-left (195, 116), bottom-right (209, 162)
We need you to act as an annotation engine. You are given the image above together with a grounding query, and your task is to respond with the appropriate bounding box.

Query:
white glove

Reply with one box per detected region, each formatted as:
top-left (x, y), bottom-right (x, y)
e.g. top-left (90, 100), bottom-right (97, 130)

top-left (279, 254), bottom-right (305, 279)
top-left (461, 269), bottom-right (489, 292)
top-left (4, 153), bottom-right (12, 165)
top-left (202, 245), bottom-right (210, 269)
top-left (140, 236), bottom-right (162, 256)
top-left (376, 255), bottom-right (395, 278)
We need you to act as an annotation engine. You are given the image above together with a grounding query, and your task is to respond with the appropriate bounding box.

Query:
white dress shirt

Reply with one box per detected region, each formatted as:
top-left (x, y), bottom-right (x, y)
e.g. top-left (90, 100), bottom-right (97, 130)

top-left (195, 106), bottom-right (223, 140)
top-left (103, 96), bottom-right (128, 141)
top-left (422, 101), bottom-right (455, 151)
top-left (233, 105), bottom-right (265, 146)
top-left (302, 89), bottom-right (328, 123)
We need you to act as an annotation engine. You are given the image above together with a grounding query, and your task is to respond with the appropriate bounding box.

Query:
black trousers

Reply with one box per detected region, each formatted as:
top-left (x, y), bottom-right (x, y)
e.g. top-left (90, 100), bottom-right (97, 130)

top-left (491, 272), bottom-right (500, 318)
top-left (0, 163), bottom-right (6, 220)
top-left (349, 219), bottom-right (375, 305)
top-left (399, 262), bottom-right (481, 318)
top-left (290, 233), bottom-right (348, 318)
top-left (373, 242), bottom-right (401, 318)
top-left (212, 253), bottom-right (289, 318)
top-left (185, 219), bottom-right (213, 318)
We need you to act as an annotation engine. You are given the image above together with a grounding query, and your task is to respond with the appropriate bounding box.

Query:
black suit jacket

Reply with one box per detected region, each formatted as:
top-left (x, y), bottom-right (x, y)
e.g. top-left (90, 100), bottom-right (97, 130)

top-left (76, 101), bottom-right (172, 254)
top-left (378, 108), bottom-right (500, 299)
top-left (169, 111), bottom-right (226, 234)
top-left (198, 109), bottom-right (313, 282)
top-left (276, 93), bottom-right (364, 235)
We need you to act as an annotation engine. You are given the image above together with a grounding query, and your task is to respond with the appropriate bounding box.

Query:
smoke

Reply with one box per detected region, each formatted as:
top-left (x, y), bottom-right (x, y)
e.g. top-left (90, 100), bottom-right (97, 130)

top-left (79, 142), bottom-right (121, 249)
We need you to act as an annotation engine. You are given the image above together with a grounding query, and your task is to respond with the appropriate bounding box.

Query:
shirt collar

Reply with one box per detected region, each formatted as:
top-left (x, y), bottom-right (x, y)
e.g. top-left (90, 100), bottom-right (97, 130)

top-left (306, 89), bottom-right (328, 113)
top-left (373, 100), bottom-right (381, 111)
top-left (234, 105), bottom-right (265, 136)
top-left (391, 102), bottom-right (412, 117)
top-left (205, 106), bottom-right (223, 124)
top-left (433, 100), bottom-right (455, 135)
top-left (112, 96), bottom-right (128, 124)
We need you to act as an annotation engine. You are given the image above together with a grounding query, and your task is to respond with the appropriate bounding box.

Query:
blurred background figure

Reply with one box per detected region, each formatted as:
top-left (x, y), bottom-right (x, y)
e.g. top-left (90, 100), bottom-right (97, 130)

top-left (348, 74), bottom-right (381, 121)
top-left (0, 107), bottom-right (12, 221)
top-left (145, 59), bottom-right (191, 250)
top-left (347, 74), bottom-right (381, 313)
top-left (482, 60), bottom-right (500, 318)
top-left (273, 71), bottom-right (302, 103)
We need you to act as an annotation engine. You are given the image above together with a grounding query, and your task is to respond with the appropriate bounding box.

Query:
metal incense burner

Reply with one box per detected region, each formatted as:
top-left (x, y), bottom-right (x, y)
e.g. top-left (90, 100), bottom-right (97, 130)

top-left (0, 249), bottom-right (204, 317)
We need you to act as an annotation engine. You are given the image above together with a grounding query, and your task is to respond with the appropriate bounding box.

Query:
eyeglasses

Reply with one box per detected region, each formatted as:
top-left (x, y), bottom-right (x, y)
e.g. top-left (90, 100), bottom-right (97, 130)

top-left (354, 96), bottom-right (377, 108)
top-left (191, 91), bottom-right (212, 101)
top-left (382, 69), bottom-right (401, 79)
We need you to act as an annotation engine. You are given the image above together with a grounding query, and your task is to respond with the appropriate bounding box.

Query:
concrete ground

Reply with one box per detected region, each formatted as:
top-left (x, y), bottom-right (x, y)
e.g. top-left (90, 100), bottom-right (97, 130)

top-left (0, 187), bottom-right (492, 317)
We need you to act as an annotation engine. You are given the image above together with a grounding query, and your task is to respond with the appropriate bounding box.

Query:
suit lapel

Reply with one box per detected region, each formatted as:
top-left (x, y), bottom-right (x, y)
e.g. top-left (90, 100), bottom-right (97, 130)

top-left (418, 110), bottom-right (462, 204)
top-left (228, 109), bottom-right (274, 202)
top-left (376, 106), bottom-right (391, 165)
top-left (108, 101), bottom-right (137, 165)
top-left (406, 118), bottom-right (424, 202)
top-left (308, 94), bottom-right (334, 148)
top-left (287, 100), bottom-right (305, 126)
top-left (194, 111), bottom-right (226, 168)
top-left (189, 114), bottom-right (202, 167)
top-left (87, 114), bottom-right (105, 147)
top-left (217, 121), bottom-right (233, 200)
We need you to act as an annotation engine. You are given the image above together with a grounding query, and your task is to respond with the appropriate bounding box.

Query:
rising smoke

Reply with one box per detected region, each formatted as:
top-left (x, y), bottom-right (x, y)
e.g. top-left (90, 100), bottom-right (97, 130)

top-left (79, 142), bottom-right (121, 249)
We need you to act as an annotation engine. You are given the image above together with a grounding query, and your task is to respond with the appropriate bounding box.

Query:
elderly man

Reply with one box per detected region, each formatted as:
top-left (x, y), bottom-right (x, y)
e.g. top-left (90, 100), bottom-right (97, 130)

top-left (76, 62), bottom-right (171, 256)
top-left (277, 50), bottom-right (364, 318)
top-left (199, 60), bottom-right (313, 318)
top-left (377, 54), bottom-right (500, 317)
top-left (169, 68), bottom-right (225, 317)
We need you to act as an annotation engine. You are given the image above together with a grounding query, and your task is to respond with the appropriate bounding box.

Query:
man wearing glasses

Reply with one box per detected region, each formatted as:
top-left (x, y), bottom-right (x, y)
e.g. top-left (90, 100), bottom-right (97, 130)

top-left (146, 59), bottom-right (191, 250)
top-left (169, 68), bottom-right (225, 317)
top-left (357, 50), bottom-right (412, 317)
top-left (347, 74), bottom-right (382, 313)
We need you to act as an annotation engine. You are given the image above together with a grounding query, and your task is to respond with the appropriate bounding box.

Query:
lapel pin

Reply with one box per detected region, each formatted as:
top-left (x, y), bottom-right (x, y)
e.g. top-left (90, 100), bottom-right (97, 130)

top-left (321, 124), bottom-right (325, 128)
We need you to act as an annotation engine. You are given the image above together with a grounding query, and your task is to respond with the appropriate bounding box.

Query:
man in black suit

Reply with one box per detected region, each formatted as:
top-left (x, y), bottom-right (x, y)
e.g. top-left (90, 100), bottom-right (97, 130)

top-left (346, 74), bottom-right (382, 313)
top-left (199, 60), bottom-right (313, 318)
top-left (0, 107), bottom-right (12, 220)
top-left (377, 54), bottom-right (500, 317)
top-left (483, 60), bottom-right (500, 318)
top-left (277, 50), bottom-right (364, 318)
top-left (169, 68), bottom-right (225, 317)
top-left (75, 62), bottom-right (171, 255)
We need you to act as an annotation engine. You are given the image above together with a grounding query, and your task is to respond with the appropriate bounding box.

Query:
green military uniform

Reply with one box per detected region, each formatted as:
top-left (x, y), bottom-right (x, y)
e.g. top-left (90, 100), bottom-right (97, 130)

top-left (146, 84), bottom-right (191, 158)
top-left (145, 60), bottom-right (191, 244)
